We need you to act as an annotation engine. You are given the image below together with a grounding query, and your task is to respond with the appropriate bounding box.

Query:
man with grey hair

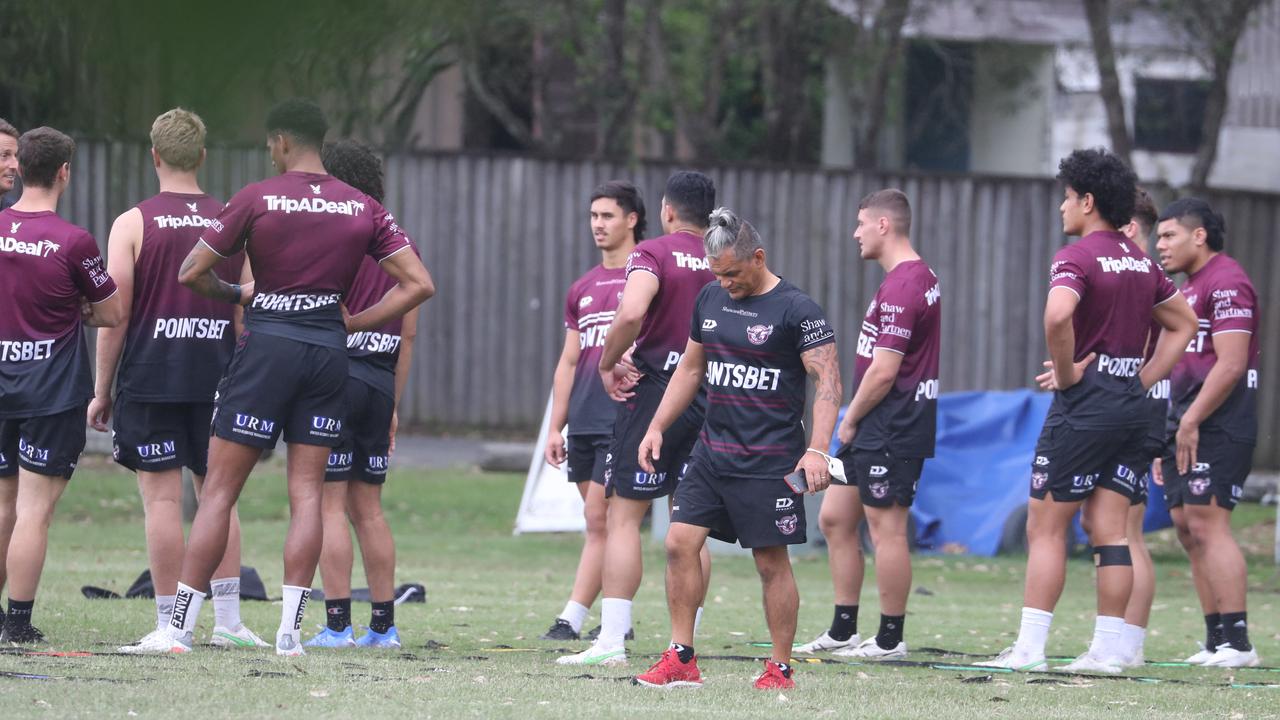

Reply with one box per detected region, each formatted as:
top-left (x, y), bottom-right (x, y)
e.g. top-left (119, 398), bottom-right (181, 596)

top-left (634, 208), bottom-right (842, 690)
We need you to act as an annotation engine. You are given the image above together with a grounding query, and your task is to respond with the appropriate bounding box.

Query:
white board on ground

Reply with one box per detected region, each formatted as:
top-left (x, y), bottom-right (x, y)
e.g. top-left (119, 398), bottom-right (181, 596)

top-left (514, 393), bottom-right (585, 534)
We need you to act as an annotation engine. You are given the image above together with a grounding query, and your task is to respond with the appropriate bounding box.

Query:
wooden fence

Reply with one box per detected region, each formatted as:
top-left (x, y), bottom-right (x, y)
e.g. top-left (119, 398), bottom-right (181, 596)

top-left (59, 144), bottom-right (1280, 467)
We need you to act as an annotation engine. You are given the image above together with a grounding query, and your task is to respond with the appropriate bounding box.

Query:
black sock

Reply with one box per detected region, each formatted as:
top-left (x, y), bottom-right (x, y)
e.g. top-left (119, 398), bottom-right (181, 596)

top-left (325, 598), bottom-right (351, 632)
top-left (876, 614), bottom-right (905, 649)
top-left (1205, 613), bottom-right (1223, 649)
top-left (370, 601), bottom-right (395, 634)
top-left (672, 643), bottom-right (695, 663)
top-left (1220, 611), bottom-right (1252, 652)
top-left (6, 599), bottom-right (34, 628)
top-left (829, 604), bottom-right (858, 642)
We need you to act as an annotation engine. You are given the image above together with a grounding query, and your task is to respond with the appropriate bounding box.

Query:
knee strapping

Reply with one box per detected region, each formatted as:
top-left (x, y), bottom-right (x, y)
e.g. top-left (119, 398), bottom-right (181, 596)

top-left (1094, 545), bottom-right (1132, 567)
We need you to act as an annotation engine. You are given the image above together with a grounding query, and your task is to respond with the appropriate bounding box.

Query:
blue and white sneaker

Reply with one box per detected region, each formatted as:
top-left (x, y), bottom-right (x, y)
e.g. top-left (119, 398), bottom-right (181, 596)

top-left (355, 626), bottom-right (401, 648)
top-left (305, 626), bottom-right (356, 648)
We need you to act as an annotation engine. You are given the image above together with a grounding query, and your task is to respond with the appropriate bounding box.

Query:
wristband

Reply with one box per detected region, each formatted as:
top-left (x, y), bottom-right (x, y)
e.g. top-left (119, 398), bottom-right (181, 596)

top-left (227, 283), bottom-right (242, 304)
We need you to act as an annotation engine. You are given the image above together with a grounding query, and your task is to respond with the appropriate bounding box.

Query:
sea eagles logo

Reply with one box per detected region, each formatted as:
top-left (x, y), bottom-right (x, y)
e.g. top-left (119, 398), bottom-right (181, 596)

top-left (1189, 477), bottom-right (1211, 496)
top-left (579, 296), bottom-right (593, 309)
top-left (310, 184), bottom-right (322, 194)
top-left (746, 324), bottom-right (774, 345)
top-left (1031, 471), bottom-right (1048, 490)
top-left (775, 513), bottom-right (799, 535)
top-left (869, 481), bottom-right (889, 499)
top-left (186, 202), bottom-right (199, 213)
top-left (10, 222), bottom-right (20, 233)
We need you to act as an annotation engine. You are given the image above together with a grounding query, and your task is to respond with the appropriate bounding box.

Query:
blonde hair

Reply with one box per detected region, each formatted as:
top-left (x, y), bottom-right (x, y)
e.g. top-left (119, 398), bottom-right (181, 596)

top-left (150, 108), bottom-right (206, 171)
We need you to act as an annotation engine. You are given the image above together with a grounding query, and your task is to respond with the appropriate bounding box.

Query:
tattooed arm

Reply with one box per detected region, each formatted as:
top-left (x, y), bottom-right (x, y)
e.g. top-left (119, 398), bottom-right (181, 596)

top-left (177, 240), bottom-right (249, 304)
top-left (796, 342), bottom-right (843, 492)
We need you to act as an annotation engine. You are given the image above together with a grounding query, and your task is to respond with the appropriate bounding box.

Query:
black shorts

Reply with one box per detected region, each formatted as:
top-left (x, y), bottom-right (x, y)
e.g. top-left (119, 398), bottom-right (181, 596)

top-left (211, 331), bottom-right (348, 449)
top-left (112, 398), bottom-right (215, 476)
top-left (835, 446), bottom-right (924, 508)
top-left (604, 379), bottom-right (700, 500)
top-left (1161, 432), bottom-right (1252, 511)
top-left (566, 434), bottom-right (609, 485)
top-left (671, 455), bottom-right (806, 549)
top-left (1029, 423), bottom-right (1147, 502)
top-left (1110, 435), bottom-right (1162, 506)
top-left (0, 405), bottom-right (87, 480)
top-left (325, 377), bottom-right (394, 485)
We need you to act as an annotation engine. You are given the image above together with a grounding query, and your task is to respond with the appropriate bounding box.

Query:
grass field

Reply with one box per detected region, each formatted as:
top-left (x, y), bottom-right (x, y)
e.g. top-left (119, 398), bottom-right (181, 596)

top-left (1, 457), bottom-right (1278, 719)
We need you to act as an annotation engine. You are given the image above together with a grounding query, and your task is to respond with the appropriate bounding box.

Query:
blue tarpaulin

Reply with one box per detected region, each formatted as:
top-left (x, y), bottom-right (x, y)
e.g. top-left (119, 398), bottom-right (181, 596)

top-left (831, 389), bottom-right (1172, 556)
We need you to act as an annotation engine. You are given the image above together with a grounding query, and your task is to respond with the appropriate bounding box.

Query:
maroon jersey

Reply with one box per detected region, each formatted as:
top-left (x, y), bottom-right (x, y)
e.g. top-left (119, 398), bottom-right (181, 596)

top-left (117, 193), bottom-right (244, 402)
top-left (343, 246), bottom-right (419, 400)
top-left (563, 264), bottom-right (626, 436)
top-left (1045, 230), bottom-right (1178, 429)
top-left (851, 260), bottom-right (941, 457)
top-left (625, 230), bottom-right (716, 384)
top-left (0, 208), bottom-right (117, 417)
top-left (200, 171), bottom-right (412, 348)
top-left (1168, 253), bottom-right (1259, 441)
top-left (690, 279), bottom-right (835, 479)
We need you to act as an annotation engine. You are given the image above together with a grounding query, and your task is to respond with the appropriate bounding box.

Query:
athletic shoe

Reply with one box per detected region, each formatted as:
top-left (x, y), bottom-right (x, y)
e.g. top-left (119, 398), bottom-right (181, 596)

top-left (355, 626), bottom-right (402, 649)
top-left (540, 618), bottom-right (579, 641)
top-left (833, 637), bottom-right (907, 659)
top-left (275, 631), bottom-right (306, 657)
top-left (118, 628), bottom-right (192, 654)
top-left (2, 624), bottom-right (45, 645)
top-left (752, 660), bottom-right (796, 690)
top-left (974, 646), bottom-right (1048, 672)
top-left (1183, 642), bottom-right (1216, 665)
top-left (211, 624), bottom-right (270, 648)
top-left (1201, 645), bottom-right (1260, 668)
top-left (304, 626), bottom-right (356, 648)
top-left (1059, 650), bottom-right (1125, 674)
top-left (556, 641), bottom-right (626, 666)
top-left (795, 631), bottom-right (861, 654)
top-left (1121, 648), bottom-right (1145, 669)
top-left (585, 624), bottom-right (635, 642)
top-left (633, 648), bottom-right (702, 688)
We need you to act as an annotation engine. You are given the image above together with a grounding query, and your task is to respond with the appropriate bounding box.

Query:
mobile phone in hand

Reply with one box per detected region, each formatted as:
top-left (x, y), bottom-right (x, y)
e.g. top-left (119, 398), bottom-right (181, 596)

top-left (783, 468), bottom-right (807, 494)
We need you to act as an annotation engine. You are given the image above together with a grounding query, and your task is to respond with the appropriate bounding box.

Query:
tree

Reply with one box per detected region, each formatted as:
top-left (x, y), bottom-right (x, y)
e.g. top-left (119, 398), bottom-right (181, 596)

top-left (1083, 0), bottom-right (1134, 166)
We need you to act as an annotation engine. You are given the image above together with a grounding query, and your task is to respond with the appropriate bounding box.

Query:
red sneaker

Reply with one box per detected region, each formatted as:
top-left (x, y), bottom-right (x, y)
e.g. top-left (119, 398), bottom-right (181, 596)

top-left (634, 648), bottom-right (703, 689)
top-left (753, 660), bottom-right (795, 690)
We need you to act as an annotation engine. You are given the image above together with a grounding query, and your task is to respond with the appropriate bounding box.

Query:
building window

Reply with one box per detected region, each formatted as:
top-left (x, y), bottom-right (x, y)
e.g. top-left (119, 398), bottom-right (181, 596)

top-left (1133, 77), bottom-right (1210, 154)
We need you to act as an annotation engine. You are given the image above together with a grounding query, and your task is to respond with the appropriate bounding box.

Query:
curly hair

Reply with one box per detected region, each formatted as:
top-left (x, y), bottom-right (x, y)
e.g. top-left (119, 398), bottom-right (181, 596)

top-left (1159, 197), bottom-right (1226, 252)
top-left (1056, 148), bottom-right (1137, 230)
top-left (266, 98), bottom-right (328, 149)
top-left (322, 139), bottom-right (383, 203)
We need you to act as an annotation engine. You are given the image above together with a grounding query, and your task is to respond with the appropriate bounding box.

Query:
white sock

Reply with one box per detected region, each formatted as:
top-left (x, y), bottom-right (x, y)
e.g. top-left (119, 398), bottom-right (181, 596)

top-left (598, 598), bottom-right (632, 648)
top-left (278, 585), bottom-right (311, 643)
top-left (559, 601), bottom-right (590, 633)
top-left (1013, 607), bottom-right (1053, 656)
top-left (155, 595), bottom-right (176, 632)
top-left (694, 606), bottom-right (704, 637)
top-left (210, 577), bottom-right (242, 629)
top-left (1120, 623), bottom-right (1146, 660)
top-left (168, 583), bottom-right (205, 636)
top-left (1090, 615), bottom-right (1125, 658)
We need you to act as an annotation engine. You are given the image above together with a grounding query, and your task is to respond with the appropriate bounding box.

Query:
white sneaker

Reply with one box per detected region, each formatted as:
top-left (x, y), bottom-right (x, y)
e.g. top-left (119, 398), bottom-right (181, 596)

top-left (833, 637), bottom-right (907, 659)
top-left (1122, 647), bottom-right (1145, 669)
top-left (211, 624), bottom-right (270, 648)
top-left (1183, 642), bottom-right (1216, 665)
top-left (118, 628), bottom-right (192, 655)
top-left (1059, 650), bottom-right (1125, 674)
top-left (795, 631), bottom-right (860, 654)
top-left (1201, 645), bottom-right (1260, 668)
top-left (275, 631), bottom-right (306, 657)
top-left (555, 642), bottom-right (627, 666)
top-left (974, 646), bottom-right (1048, 672)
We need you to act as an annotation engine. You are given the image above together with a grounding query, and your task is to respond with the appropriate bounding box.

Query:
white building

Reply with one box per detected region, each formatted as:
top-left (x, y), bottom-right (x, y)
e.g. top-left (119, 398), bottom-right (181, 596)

top-left (824, 0), bottom-right (1280, 191)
